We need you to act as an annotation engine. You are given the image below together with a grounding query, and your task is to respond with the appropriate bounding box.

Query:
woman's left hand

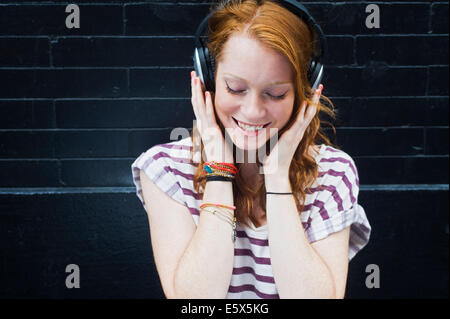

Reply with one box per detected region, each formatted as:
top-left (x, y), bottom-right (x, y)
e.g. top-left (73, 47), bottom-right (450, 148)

top-left (262, 84), bottom-right (323, 184)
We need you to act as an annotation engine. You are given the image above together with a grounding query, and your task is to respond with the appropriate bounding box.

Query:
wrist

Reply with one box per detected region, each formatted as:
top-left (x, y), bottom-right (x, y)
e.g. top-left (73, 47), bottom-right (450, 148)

top-left (206, 158), bottom-right (234, 165)
top-left (205, 151), bottom-right (234, 164)
top-left (206, 155), bottom-right (234, 164)
top-left (264, 174), bottom-right (291, 192)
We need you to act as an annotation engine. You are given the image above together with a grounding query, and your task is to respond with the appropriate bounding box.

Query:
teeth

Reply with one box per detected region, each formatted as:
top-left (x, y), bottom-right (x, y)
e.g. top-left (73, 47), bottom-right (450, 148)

top-left (237, 121), bottom-right (264, 131)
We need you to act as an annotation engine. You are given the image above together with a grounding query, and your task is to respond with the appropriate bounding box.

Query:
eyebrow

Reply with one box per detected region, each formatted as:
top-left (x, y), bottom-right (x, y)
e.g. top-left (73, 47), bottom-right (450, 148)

top-left (223, 73), bottom-right (291, 86)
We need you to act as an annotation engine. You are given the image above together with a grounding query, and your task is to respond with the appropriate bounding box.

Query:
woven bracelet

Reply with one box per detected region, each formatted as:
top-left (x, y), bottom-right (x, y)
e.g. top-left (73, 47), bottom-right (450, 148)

top-left (206, 175), bottom-right (234, 182)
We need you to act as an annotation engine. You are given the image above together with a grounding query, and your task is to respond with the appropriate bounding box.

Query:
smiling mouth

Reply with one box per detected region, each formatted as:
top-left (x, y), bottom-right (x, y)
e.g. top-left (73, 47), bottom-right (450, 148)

top-left (231, 117), bottom-right (272, 132)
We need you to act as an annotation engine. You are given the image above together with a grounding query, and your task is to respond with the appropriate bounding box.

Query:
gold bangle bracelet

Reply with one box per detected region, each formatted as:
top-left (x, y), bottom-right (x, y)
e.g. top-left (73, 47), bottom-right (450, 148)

top-left (201, 208), bottom-right (237, 242)
top-left (200, 204), bottom-right (235, 218)
top-left (201, 208), bottom-right (234, 226)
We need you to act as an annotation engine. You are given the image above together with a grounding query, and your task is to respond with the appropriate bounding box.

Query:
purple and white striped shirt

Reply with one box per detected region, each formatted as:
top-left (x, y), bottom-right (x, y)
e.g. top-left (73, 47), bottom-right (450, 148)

top-left (131, 137), bottom-right (371, 299)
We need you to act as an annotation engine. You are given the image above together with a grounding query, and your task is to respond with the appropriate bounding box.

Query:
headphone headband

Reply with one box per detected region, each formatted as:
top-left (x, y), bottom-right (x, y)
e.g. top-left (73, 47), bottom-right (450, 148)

top-left (193, 0), bottom-right (327, 92)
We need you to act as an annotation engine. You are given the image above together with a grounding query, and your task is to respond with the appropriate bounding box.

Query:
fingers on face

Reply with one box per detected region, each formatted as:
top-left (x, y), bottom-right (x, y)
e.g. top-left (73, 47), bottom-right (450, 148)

top-left (204, 91), bottom-right (213, 119)
top-left (191, 72), bottom-right (199, 119)
top-left (191, 72), bottom-right (207, 123)
top-left (191, 71), bottom-right (215, 128)
top-left (294, 86), bottom-right (322, 132)
top-left (307, 88), bottom-right (321, 118)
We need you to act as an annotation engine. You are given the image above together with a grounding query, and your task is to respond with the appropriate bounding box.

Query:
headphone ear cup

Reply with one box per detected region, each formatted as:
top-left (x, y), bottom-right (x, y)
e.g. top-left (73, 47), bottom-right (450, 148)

top-left (194, 46), bottom-right (207, 89)
top-left (208, 51), bottom-right (216, 92)
top-left (307, 59), bottom-right (323, 91)
top-left (203, 46), bottom-right (215, 92)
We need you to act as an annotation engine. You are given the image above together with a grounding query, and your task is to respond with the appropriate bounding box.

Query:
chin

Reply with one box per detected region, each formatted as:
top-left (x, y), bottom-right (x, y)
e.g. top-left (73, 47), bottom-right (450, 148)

top-left (225, 125), bottom-right (275, 163)
top-left (232, 134), bottom-right (268, 151)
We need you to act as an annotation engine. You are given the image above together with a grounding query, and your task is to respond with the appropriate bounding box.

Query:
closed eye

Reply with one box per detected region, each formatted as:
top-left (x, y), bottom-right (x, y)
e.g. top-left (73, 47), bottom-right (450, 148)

top-left (225, 85), bottom-right (245, 95)
top-left (225, 84), bottom-right (287, 101)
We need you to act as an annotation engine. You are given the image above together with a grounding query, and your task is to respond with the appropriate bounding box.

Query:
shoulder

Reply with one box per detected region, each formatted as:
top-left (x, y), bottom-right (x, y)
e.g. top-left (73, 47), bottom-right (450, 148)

top-left (132, 137), bottom-right (194, 174)
top-left (131, 137), bottom-right (202, 215)
top-left (303, 145), bottom-right (371, 259)
top-left (142, 136), bottom-right (193, 163)
top-left (303, 144), bottom-right (360, 217)
top-left (315, 144), bottom-right (359, 188)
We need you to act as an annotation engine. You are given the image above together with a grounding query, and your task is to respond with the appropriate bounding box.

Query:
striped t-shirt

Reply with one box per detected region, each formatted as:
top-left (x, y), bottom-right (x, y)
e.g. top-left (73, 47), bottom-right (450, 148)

top-left (131, 136), bottom-right (371, 299)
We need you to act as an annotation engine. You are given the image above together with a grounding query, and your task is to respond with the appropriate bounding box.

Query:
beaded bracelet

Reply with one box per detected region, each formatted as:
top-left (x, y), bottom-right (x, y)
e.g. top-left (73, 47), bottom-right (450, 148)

top-left (207, 163), bottom-right (237, 175)
top-left (206, 171), bottom-right (235, 177)
top-left (205, 162), bottom-right (237, 170)
top-left (203, 161), bottom-right (237, 178)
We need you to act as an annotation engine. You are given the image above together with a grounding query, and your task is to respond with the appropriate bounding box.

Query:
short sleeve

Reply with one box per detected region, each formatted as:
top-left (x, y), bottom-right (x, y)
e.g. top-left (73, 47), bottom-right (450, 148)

top-left (303, 152), bottom-right (371, 261)
top-left (131, 145), bottom-right (187, 210)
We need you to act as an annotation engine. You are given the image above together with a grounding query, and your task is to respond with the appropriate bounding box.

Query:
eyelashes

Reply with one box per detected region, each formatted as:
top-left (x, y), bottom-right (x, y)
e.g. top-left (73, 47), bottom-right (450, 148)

top-left (225, 83), bottom-right (287, 101)
top-left (225, 85), bottom-right (244, 95)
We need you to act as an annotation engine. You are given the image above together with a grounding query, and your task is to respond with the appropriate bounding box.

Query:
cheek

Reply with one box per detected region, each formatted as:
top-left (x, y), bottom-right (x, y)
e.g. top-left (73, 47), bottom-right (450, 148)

top-left (271, 100), bottom-right (295, 124)
top-left (214, 92), bottom-right (238, 116)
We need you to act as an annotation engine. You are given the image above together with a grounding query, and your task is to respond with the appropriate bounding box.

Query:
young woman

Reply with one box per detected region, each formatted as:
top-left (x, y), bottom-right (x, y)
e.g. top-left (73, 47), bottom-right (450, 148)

top-left (132, 0), bottom-right (371, 299)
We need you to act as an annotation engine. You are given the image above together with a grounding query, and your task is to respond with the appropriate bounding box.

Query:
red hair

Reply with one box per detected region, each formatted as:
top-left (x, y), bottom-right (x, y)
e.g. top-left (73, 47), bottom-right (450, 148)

top-left (190, 0), bottom-right (339, 227)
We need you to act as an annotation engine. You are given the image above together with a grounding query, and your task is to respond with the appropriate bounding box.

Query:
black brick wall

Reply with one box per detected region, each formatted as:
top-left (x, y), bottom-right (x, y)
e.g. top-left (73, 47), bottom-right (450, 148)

top-left (0, 0), bottom-right (448, 299)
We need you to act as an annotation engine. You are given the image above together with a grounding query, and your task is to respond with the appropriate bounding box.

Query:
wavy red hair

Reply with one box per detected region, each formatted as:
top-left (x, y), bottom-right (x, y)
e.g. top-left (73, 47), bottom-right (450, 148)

top-left (190, 0), bottom-right (340, 227)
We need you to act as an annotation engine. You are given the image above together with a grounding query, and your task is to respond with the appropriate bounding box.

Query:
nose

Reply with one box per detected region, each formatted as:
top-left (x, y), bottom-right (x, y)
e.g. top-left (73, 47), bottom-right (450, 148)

top-left (240, 92), bottom-right (266, 122)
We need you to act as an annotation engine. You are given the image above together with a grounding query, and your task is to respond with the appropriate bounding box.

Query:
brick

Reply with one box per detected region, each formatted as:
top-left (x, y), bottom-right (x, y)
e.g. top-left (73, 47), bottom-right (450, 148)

top-left (0, 188), bottom-right (447, 298)
top-left (0, 131), bottom-right (55, 158)
top-left (356, 156), bottom-right (449, 184)
top-left (356, 36), bottom-right (448, 66)
top-left (52, 37), bottom-right (193, 67)
top-left (0, 101), bottom-right (32, 129)
top-left (334, 97), bottom-right (449, 127)
top-left (310, 3), bottom-right (429, 35)
top-left (60, 159), bottom-right (133, 186)
top-left (0, 160), bottom-right (59, 187)
top-left (0, 5), bottom-right (122, 36)
top-left (334, 127), bottom-right (424, 156)
top-left (323, 66), bottom-right (427, 97)
top-left (431, 3), bottom-right (449, 34)
top-left (0, 0), bottom-right (448, 301)
top-left (55, 130), bottom-right (129, 158)
top-left (0, 38), bottom-right (49, 67)
top-left (326, 36), bottom-right (354, 65)
top-left (32, 100), bottom-right (55, 129)
top-left (129, 68), bottom-right (190, 98)
top-left (425, 127), bottom-right (449, 155)
top-left (0, 191), bottom-right (164, 297)
top-left (347, 188), bottom-right (448, 298)
top-left (0, 100), bottom-right (54, 129)
top-left (125, 3), bottom-right (209, 36)
top-left (428, 66), bottom-right (449, 96)
top-left (0, 69), bottom-right (127, 98)
top-left (128, 128), bottom-right (179, 156)
top-left (55, 99), bottom-right (193, 128)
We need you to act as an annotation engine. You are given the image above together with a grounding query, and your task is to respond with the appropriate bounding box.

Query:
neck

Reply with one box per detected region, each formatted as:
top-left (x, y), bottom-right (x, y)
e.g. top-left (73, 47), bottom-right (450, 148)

top-left (238, 162), bottom-right (264, 184)
top-left (233, 142), bottom-right (270, 166)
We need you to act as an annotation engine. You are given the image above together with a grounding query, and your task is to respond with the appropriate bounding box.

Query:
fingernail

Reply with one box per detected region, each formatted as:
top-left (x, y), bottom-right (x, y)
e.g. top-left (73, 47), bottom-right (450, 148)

top-left (194, 77), bottom-right (198, 85)
top-left (191, 71), bottom-right (194, 78)
top-left (318, 84), bottom-right (323, 94)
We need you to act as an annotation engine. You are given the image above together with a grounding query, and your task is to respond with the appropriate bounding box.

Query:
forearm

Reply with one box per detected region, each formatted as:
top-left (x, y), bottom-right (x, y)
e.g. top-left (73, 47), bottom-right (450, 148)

top-left (265, 177), bottom-right (336, 299)
top-left (173, 180), bottom-right (235, 298)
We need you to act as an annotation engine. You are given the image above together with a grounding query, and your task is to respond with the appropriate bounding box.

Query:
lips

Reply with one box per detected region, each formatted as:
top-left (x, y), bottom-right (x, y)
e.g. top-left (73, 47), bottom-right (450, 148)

top-left (232, 117), bottom-right (271, 128)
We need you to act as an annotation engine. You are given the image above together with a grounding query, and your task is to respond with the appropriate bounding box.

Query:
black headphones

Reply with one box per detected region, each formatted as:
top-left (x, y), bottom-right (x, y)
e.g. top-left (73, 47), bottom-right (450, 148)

top-left (193, 0), bottom-right (328, 93)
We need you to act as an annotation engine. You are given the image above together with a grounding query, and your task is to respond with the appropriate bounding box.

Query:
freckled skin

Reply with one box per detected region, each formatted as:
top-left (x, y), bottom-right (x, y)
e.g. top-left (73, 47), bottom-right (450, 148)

top-left (214, 33), bottom-right (296, 153)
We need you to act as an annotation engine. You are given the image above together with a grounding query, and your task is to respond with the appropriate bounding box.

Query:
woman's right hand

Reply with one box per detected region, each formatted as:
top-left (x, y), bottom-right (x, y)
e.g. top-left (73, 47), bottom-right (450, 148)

top-left (191, 71), bottom-right (234, 164)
